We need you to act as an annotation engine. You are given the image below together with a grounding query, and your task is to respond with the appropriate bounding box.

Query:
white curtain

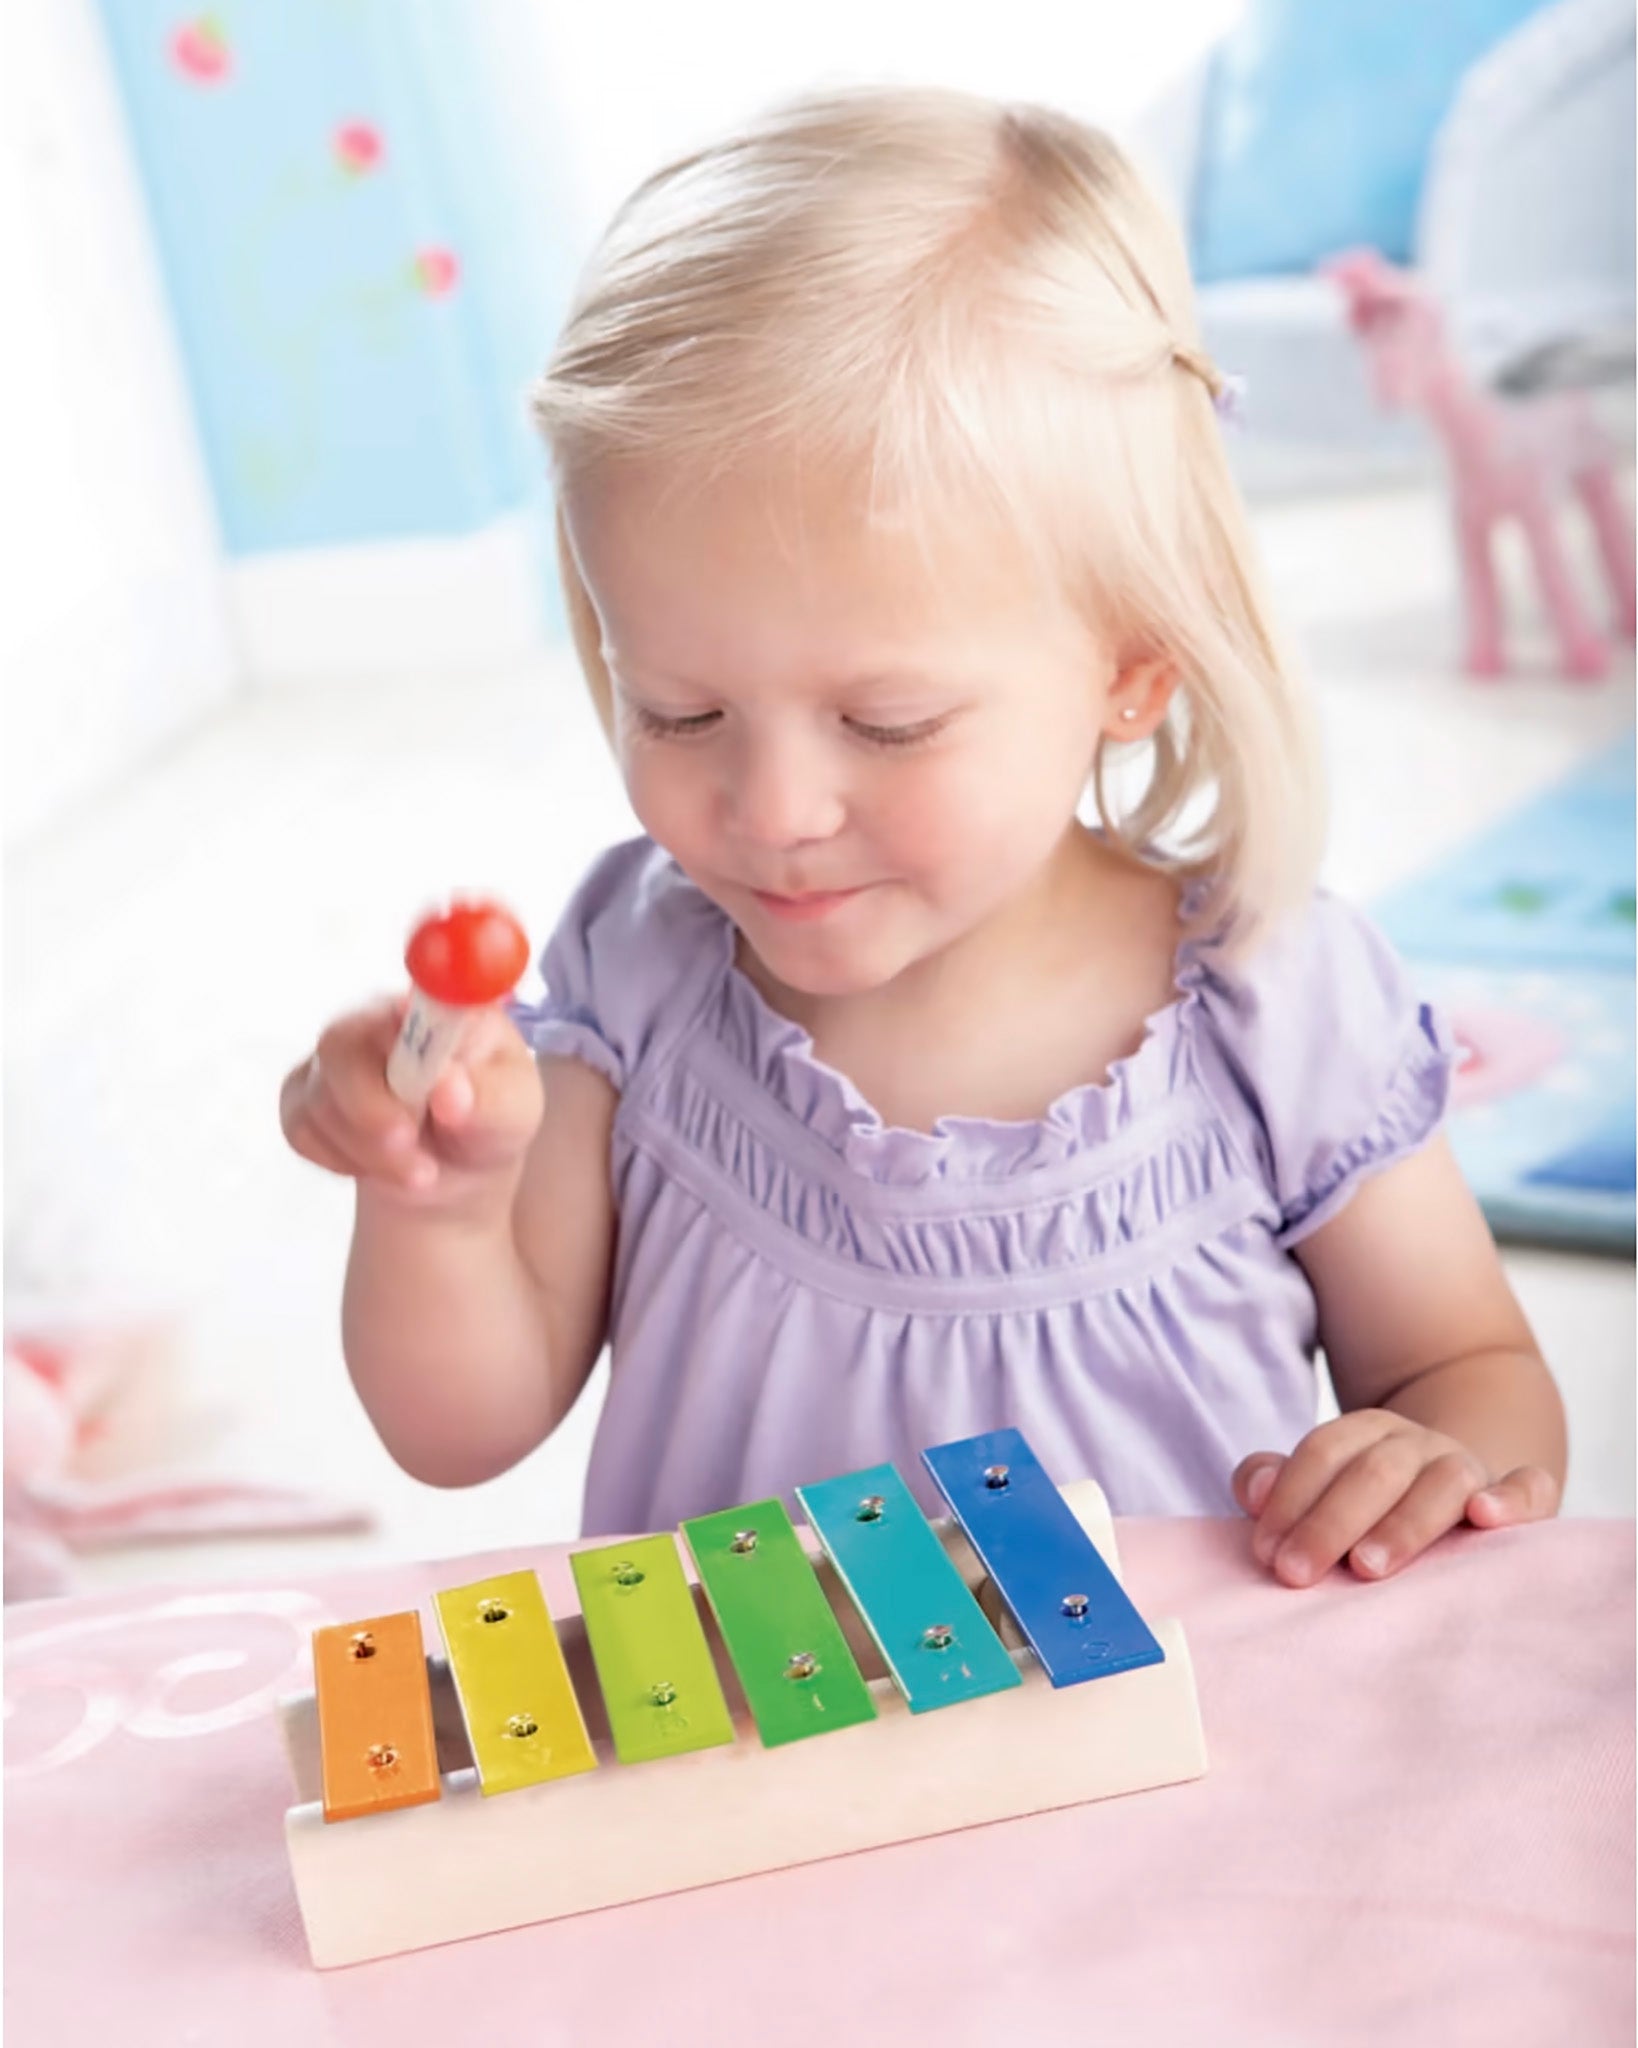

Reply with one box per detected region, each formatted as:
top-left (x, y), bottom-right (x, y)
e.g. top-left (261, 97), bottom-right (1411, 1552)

top-left (1, 0), bottom-right (239, 847)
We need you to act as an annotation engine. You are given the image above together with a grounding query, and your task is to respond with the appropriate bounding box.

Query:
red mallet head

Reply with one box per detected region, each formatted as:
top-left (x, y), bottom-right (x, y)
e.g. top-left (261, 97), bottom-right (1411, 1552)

top-left (404, 901), bottom-right (530, 1008)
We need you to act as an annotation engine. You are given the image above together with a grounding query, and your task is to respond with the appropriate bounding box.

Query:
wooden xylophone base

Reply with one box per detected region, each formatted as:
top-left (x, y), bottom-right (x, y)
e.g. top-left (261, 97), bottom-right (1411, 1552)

top-left (278, 1480), bottom-right (1206, 1968)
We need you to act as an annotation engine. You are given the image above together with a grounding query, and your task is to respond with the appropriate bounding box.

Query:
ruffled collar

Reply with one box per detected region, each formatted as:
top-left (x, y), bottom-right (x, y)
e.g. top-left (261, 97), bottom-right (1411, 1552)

top-left (699, 872), bottom-right (1215, 1187)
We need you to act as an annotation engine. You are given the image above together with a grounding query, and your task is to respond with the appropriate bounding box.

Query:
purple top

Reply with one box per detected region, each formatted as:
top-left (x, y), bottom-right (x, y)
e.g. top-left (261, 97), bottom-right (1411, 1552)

top-left (513, 837), bottom-right (1456, 1538)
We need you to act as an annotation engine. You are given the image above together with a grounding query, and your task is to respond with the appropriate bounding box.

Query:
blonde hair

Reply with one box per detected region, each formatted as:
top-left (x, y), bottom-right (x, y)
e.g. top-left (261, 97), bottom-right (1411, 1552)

top-left (533, 84), bottom-right (1325, 947)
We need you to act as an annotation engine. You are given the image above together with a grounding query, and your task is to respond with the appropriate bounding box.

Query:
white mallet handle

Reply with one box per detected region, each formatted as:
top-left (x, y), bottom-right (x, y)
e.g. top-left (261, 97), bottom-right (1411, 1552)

top-left (386, 990), bottom-right (469, 1111)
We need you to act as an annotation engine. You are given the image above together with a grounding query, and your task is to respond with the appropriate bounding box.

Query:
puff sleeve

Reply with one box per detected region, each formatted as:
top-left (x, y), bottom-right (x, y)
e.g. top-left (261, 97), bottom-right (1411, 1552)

top-left (508, 836), bottom-right (723, 1092)
top-left (1188, 891), bottom-right (1460, 1248)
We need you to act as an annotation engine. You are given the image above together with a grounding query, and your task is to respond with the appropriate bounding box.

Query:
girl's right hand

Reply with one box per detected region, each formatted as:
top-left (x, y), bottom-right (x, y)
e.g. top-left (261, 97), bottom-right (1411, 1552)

top-left (279, 998), bottom-right (545, 1206)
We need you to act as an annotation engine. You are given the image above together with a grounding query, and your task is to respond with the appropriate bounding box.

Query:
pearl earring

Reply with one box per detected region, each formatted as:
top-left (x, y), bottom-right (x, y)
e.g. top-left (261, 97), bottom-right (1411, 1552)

top-left (1119, 707), bottom-right (1138, 723)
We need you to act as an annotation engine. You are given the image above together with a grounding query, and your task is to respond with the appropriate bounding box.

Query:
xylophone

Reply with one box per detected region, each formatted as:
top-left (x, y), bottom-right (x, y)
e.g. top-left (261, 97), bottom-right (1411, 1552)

top-left (278, 1428), bottom-right (1207, 1967)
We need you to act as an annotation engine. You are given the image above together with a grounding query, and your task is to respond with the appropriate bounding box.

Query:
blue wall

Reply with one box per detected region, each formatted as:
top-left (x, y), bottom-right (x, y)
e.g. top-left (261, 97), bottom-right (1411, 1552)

top-left (95, 2), bottom-right (572, 557)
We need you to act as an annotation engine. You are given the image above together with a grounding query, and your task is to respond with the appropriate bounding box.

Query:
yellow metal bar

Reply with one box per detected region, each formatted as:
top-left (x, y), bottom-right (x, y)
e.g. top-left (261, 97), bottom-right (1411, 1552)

top-left (433, 1570), bottom-right (597, 1795)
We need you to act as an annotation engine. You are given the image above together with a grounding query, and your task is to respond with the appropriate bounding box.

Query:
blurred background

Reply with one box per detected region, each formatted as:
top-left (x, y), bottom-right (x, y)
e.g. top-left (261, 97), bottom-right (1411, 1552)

top-left (4, 0), bottom-right (1633, 1600)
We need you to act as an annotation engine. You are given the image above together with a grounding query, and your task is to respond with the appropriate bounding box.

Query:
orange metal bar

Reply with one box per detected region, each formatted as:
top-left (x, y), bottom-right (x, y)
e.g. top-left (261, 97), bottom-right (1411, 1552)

top-left (313, 1610), bottom-right (442, 1823)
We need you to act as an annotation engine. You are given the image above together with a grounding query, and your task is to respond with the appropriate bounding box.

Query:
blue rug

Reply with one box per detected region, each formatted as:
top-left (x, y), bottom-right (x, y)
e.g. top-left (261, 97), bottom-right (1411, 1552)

top-left (1372, 739), bottom-right (1635, 1254)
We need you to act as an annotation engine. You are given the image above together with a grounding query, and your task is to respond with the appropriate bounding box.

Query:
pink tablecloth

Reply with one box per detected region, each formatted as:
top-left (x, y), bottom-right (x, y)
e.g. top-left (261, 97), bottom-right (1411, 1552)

top-left (5, 1516), bottom-right (1633, 2047)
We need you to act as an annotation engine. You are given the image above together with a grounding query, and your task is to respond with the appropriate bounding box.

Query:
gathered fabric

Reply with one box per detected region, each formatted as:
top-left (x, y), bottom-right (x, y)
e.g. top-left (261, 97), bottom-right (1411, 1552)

top-left (513, 838), bottom-right (1455, 1537)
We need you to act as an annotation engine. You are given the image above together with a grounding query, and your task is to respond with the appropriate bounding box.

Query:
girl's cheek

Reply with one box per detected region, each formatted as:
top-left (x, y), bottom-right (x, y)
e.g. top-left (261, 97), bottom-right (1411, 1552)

top-left (881, 780), bottom-right (961, 864)
top-left (622, 749), bottom-right (696, 811)
top-left (622, 752), bottom-right (700, 833)
top-left (896, 755), bottom-right (1003, 853)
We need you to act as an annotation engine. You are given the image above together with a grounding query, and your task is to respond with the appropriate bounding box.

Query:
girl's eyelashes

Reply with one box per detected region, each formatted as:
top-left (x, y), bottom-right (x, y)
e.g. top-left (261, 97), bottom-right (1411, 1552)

top-left (844, 715), bottom-right (951, 749)
top-left (631, 705), bottom-right (721, 738)
top-left (629, 704), bottom-right (951, 749)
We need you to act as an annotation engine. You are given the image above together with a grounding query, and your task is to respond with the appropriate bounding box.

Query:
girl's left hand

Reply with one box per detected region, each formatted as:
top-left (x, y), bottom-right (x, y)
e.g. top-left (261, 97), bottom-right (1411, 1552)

top-left (1232, 1410), bottom-right (1561, 1587)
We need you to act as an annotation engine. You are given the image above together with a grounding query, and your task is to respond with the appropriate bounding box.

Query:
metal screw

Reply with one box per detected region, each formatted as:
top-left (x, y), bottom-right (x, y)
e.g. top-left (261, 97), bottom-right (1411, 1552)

top-left (785, 1652), bottom-right (819, 1681)
top-left (922, 1623), bottom-right (955, 1651)
top-left (614, 1562), bottom-right (645, 1587)
top-left (1061, 1593), bottom-right (1089, 1620)
top-left (730, 1529), bottom-right (759, 1554)
top-left (365, 1742), bottom-right (398, 1771)
top-left (477, 1599), bottom-right (511, 1624)
top-left (650, 1681), bottom-right (677, 1707)
top-left (348, 1630), bottom-right (376, 1659)
top-left (855, 1495), bottom-right (886, 1522)
top-left (503, 1713), bottom-right (539, 1739)
top-left (983, 1464), bottom-right (1010, 1490)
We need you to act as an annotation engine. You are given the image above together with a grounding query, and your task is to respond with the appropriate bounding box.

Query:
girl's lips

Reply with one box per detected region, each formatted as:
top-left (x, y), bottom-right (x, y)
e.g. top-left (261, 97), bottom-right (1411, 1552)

top-left (751, 886), bottom-right (866, 922)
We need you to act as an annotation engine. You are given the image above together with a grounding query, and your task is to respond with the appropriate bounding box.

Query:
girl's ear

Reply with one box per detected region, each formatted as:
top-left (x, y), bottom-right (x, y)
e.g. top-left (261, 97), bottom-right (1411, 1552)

top-left (1105, 654), bottom-right (1178, 741)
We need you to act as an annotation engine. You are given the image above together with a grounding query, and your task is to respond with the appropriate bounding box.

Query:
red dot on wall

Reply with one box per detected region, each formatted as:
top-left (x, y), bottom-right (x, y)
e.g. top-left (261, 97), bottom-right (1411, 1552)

top-left (335, 123), bottom-right (385, 176)
top-left (413, 248), bottom-right (460, 298)
top-left (170, 17), bottom-right (231, 84)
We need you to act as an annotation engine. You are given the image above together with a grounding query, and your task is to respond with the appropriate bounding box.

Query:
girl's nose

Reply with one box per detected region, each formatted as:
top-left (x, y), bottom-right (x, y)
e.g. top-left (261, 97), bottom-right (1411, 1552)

top-left (725, 727), bottom-right (846, 850)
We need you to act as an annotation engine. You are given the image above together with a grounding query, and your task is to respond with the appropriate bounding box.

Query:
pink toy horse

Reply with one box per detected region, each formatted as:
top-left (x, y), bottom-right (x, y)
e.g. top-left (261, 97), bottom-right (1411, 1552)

top-left (1326, 248), bottom-right (1635, 680)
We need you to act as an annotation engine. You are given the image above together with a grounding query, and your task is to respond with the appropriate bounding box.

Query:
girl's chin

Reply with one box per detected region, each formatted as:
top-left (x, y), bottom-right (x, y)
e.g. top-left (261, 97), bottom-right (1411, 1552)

top-left (748, 929), bottom-right (927, 1003)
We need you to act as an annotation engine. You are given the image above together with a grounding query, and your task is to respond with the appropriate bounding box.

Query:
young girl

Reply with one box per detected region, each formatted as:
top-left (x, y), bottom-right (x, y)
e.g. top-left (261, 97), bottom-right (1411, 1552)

top-left (280, 86), bottom-right (1565, 1588)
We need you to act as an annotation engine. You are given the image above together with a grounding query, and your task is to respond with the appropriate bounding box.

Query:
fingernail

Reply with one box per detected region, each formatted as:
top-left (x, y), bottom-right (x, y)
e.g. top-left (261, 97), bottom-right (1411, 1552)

top-left (1353, 1541), bottom-right (1388, 1576)
top-left (1252, 1527), bottom-right (1277, 1565)
top-left (383, 1123), bottom-right (414, 1153)
top-left (408, 1157), bottom-right (437, 1189)
top-left (1246, 1466), bottom-right (1276, 1515)
top-left (441, 1069), bottom-right (474, 1118)
top-left (1277, 1548), bottom-right (1312, 1585)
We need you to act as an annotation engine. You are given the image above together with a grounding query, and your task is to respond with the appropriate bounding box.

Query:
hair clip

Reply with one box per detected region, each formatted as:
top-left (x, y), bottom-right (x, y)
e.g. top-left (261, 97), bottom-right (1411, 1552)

top-left (1212, 373), bottom-right (1248, 429)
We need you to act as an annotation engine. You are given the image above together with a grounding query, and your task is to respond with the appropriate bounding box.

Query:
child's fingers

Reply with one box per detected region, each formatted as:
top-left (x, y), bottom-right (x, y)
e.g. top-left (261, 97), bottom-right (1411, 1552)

top-left (1259, 1432), bottom-right (1434, 1585)
top-left (281, 1002), bottom-right (430, 1184)
top-left (1231, 1453), bottom-right (1284, 1519)
top-left (424, 1011), bottom-right (540, 1152)
top-left (1342, 1453), bottom-right (1484, 1580)
top-left (304, 1088), bottom-right (436, 1190)
top-left (315, 1011), bottom-right (422, 1148)
top-left (336, 995), bottom-right (412, 1063)
top-left (453, 1003), bottom-right (530, 1068)
top-left (420, 1011), bottom-right (521, 1130)
top-left (427, 1071), bottom-right (542, 1169)
top-left (425, 1062), bottom-right (476, 1127)
top-left (1248, 1414), bottom-right (1388, 1566)
top-left (425, 1057), bottom-right (543, 1173)
top-left (281, 1107), bottom-right (360, 1180)
top-left (283, 998), bottom-right (534, 1190)
top-left (1465, 1464), bottom-right (1560, 1529)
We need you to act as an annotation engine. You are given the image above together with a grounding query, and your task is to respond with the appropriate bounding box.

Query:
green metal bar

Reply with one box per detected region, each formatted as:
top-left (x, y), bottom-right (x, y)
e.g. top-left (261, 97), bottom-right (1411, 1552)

top-left (681, 1498), bottom-right (878, 1749)
top-left (570, 1536), bottom-right (736, 1765)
